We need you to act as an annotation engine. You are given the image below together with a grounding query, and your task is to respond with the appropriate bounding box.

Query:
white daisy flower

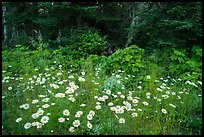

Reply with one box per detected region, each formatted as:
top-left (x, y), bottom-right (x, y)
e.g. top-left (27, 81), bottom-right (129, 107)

top-left (81, 72), bottom-right (85, 75)
top-left (108, 102), bottom-right (114, 106)
top-left (132, 99), bottom-right (139, 104)
top-left (37, 108), bottom-right (44, 116)
top-left (76, 111), bottom-right (83, 116)
top-left (36, 122), bottom-right (43, 129)
top-left (16, 117), bottom-right (22, 123)
top-left (42, 98), bottom-right (50, 102)
top-left (89, 110), bottom-right (95, 116)
top-left (23, 103), bottom-right (29, 109)
top-left (41, 116), bottom-right (49, 124)
top-left (42, 104), bottom-right (50, 108)
top-left (110, 107), bottom-right (117, 111)
top-left (58, 117), bottom-right (65, 123)
top-left (31, 113), bottom-right (39, 119)
top-left (95, 105), bottom-right (101, 110)
top-left (120, 95), bottom-right (125, 99)
top-left (24, 122), bottom-right (32, 129)
top-left (161, 108), bottom-right (167, 114)
top-left (32, 99), bottom-right (39, 104)
top-left (80, 104), bottom-right (86, 107)
top-left (119, 118), bottom-right (125, 124)
top-left (146, 75), bottom-right (151, 79)
top-left (73, 120), bottom-right (80, 127)
top-left (87, 114), bottom-right (93, 120)
top-left (78, 77), bottom-right (85, 82)
top-left (87, 121), bottom-right (93, 129)
top-left (69, 126), bottom-right (75, 132)
top-left (106, 90), bottom-right (111, 95)
top-left (8, 86), bottom-right (12, 90)
top-left (63, 109), bottom-right (70, 116)
top-left (142, 101), bottom-right (149, 106)
top-left (32, 121), bottom-right (38, 127)
top-left (131, 113), bottom-right (138, 117)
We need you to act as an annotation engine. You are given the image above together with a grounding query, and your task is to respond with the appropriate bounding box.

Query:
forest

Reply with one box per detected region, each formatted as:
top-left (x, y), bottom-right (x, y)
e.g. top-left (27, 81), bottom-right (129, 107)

top-left (2, 2), bottom-right (202, 135)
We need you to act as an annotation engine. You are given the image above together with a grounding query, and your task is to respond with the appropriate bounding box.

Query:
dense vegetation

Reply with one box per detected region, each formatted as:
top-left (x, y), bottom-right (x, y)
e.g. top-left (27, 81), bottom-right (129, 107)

top-left (2, 2), bottom-right (202, 135)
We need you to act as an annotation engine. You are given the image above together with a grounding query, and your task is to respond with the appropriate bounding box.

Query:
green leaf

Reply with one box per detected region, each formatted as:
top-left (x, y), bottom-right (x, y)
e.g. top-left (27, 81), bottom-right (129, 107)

top-left (125, 55), bottom-right (132, 61)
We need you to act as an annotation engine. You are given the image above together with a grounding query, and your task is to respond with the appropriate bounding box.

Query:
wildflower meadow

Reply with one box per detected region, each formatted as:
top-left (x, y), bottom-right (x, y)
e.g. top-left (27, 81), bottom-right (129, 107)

top-left (2, 44), bottom-right (202, 135)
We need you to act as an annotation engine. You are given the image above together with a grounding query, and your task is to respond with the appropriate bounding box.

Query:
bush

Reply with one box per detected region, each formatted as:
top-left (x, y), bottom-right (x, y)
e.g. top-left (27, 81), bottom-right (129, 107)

top-left (61, 27), bottom-right (107, 58)
top-left (102, 45), bottom-right (144, 76)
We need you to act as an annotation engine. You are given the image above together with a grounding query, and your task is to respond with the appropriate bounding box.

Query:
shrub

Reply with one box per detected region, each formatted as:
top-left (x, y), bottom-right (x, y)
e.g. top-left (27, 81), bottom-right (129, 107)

top-left (102, 45), bottom-right (144, 76)
top-left (61, 27), bottom-right (107, 58)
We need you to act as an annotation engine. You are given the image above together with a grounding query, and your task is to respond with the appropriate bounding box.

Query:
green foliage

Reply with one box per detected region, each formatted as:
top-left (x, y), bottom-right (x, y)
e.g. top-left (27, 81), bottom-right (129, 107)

top-left (102, 45), bottom-right (144, 75)
top-left (129, 2), bottom-right (202, 49)
top-left (169, 46), bottom-right (202, 82)
top-left (59, 27), bottom-right (107, 59)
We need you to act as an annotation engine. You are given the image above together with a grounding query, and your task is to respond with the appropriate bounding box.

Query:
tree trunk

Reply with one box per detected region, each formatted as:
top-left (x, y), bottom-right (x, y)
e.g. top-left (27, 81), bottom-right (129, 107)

top-left (125, 2), bottom-right (147, 47)
top-left (125, 4), bottom-right (137, 47)
top-left (2, 3), bottom-right (8, 46)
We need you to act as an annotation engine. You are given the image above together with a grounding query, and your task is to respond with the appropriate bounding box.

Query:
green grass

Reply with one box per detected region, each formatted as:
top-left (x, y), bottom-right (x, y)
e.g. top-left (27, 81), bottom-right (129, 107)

top-left (2, 49), bottom-right (202, 135)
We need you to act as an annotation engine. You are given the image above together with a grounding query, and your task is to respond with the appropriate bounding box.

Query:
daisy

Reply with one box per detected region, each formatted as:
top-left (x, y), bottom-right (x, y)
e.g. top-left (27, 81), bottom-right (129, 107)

top-left (32, 121), bottom-right (38, 127)
top-left (95, 105), bottom-right (101, 110)
top-left (16, 117), bottom-right (22, 123)
top-left (37, 108), bottom-right (44, 116)
top-left (42, 98), bottom-right (50, 102)
top-left (8, 86), bottom-right (12, 90)
top-left (120, 95), bottom-right (125, 99)
top-left (87, 121), bottom-right (93, 129)
top-left (138, 108), bottom-right (142, 111)
top-left (119, 118), bottom-right (125, 124)
top-left (78, 77), bottom-right (85, 82)
top-left (76, 111), bottom-right (83, 116)
top-left (146, 92), bottom-right (151, 96)
top-left (137, 86), bottom-right (142, 89)
top-left (115, 109), bottom-right (120, 114)
top-left (81, 72), bottom-right (85, 75)
top-left (23, 104), bottom-right (29, 109)
top-left (103, 95), bottom-right (108, 100)
top-left (161, 108), bottom-right (167, 114)
top-left (131, 113), bottom-right (138, 117)
top-left (39, 95), bottom-right (46, 98)
top-left (68, 75), bottom-right (74, 79)
top-left (24, 122), bottom-right (32, 129)
top-left (80, 104), bottom-right (86, 107)
top-left (69, 126), bottom-right (75, 132)
top-left (31, 113), bottom-right (39, 119)
top-left (118, 108), bottom-right (124, 114)
top-left (87, 114), bottom-right (93, 120)
top-left (73, 120), bottom-right (80, 127)
top-left (32, 100), bottom-right (39, 104)
top-left (142, 101), bottom-right (149, 106)
top-left (110, 107), bottom-right (117, 111)
top-left (89, 110), bottom-right (95, 116)
top-left (146, 75), bottom-right (151, 79)
top-left (106, 90), bottom-right (111, 95)
top-left (42, 104), bottom-right (50, 108)
top-left (58, 117), bottom-right (65, 123)
top-left (55, 93), bottom-right (65, 98)
top-left (65, 87), bottom-right (75, 94)
top-left (98, 97), bottom-right (105, 102)
top-left (108, 102), bottom-right (113, 106)
top-left (36, 122), bottom-right (43, 129)
top-left (132, 99), bottom-right (139, 104)
top-left (41, 116), bottom-right (49, 124)
top-left (63, 109), bottom-right (70, 116)
top-left (171, 92), bottom-right (176, 95)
